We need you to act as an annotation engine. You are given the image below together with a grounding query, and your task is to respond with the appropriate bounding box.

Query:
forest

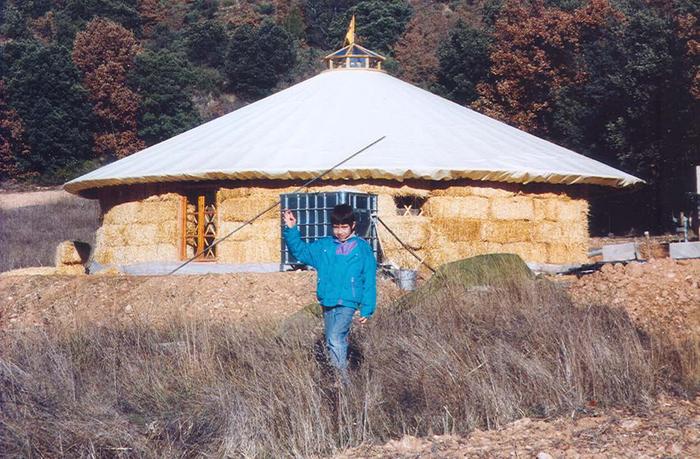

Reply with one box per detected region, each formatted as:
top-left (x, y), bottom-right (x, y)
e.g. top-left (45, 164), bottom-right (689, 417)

top-left (0, 0), bottom-right (698, 234)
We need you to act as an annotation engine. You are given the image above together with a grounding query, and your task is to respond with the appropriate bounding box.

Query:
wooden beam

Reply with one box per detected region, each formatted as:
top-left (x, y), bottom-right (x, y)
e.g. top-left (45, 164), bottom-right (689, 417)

top-left (197, 195), bottom-right (205, 259)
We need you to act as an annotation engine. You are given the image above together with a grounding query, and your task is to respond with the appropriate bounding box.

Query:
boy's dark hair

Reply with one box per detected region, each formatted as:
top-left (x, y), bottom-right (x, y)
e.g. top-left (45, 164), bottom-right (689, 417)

top-left (331, 204), bottom-right (356, 225)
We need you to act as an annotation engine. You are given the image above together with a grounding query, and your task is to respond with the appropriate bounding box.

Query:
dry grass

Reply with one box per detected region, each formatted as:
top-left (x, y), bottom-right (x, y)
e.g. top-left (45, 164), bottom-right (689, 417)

top-left (1, 267), bottom-right (691, 458)
top-left (0, 197), bottom-right (100, 272)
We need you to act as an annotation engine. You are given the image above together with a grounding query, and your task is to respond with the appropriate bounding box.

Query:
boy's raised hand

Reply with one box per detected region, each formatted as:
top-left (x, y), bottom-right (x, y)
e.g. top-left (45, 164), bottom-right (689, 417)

top-left (283, 209), bottom-right (297, 228)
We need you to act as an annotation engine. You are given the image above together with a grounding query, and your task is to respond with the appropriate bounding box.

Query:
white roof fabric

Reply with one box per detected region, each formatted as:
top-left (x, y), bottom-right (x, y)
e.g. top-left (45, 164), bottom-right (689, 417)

top-left (64, 69), bottom-right (642, 194)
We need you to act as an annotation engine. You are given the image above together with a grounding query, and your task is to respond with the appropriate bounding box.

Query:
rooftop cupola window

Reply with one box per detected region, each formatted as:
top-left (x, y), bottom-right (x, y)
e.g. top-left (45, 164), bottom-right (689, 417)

top-left (324, 16), bottom-right (386, 71)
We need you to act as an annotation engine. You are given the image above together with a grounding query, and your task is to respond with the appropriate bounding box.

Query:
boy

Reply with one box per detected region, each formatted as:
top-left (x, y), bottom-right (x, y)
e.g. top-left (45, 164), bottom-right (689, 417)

top-left (282, 204), bottom-right (376, 375)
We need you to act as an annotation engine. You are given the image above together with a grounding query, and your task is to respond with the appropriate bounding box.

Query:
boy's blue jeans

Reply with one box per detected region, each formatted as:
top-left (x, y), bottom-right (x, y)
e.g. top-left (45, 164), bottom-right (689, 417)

top-left (322, 305), bottom-right (356, 371)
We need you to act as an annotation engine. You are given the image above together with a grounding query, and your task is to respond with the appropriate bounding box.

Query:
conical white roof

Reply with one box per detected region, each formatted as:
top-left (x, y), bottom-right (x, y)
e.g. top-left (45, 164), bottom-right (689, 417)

top-left (64, 68), bottom-right (642, 194)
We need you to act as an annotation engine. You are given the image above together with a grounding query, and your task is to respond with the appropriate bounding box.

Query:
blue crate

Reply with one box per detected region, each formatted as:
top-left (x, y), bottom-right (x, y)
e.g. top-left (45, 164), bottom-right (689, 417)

top-left (280, 191), bottom-right (378, 269)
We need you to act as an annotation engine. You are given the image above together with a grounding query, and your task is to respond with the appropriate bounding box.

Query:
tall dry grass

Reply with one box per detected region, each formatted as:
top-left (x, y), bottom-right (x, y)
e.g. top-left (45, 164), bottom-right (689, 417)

top-left (0, 197), bottom-right (100, 272)
top-left (0, 275), bottom-right (688, 457)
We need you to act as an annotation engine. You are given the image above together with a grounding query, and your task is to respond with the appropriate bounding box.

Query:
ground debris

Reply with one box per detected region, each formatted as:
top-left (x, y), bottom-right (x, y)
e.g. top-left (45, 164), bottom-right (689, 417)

top-left (566, 258), bottom-right (700, 340)
top-left (338, 395), bottom-right (700, 458)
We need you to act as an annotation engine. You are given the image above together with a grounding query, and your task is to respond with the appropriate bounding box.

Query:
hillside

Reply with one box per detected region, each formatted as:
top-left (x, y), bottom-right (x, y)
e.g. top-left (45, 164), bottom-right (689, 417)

top-left (1, 0), bottom-right (698, 233)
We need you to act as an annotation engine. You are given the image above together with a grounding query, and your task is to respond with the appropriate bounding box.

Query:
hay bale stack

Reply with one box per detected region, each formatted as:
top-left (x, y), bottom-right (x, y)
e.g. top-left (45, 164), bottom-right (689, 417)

top-left (211, 182), bottom-right (588, 266)
top-left (422, 186), bottom-right (588, 265)
top-left (424, 196), bottom-right (490, 219)
top-left (94, 193), bottom-right (180, 264)
top-left (216, 184), bottom-right (434, 264)
top-left (54, 240), bottom-right (90, 275)
top-left (217, 218), bottom-right (281, 263)
top-left (217, 240), bottom-right (279, 263)
top-left (480, 221), bottom-right (533, 243)
top-left (217, 186), bottom-right (283, 263)
top-left (219, 194), bottom-right (279, 221)
top-left (377, 215), bottom-right (431, 268)
top-left (490, 196), bottom-right (535, 220)
top-left (105, 244), bottom-right (179, 265)
top-left (91, 181), bottom-right (589, 267)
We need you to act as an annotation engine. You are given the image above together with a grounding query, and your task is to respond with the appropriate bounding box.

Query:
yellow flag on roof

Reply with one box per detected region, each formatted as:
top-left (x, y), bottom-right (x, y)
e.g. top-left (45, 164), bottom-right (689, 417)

top-left (344, 15), bottom-right (355, 46)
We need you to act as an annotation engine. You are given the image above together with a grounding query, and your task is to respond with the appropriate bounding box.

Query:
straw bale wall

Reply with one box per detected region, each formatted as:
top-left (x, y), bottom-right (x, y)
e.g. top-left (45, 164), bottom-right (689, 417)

top-left (213, 179), bottom-right (588, 266)
top-left (94, 192), bottom-right (180, 265)
top-left (93, 179), bottom-right (588, 267)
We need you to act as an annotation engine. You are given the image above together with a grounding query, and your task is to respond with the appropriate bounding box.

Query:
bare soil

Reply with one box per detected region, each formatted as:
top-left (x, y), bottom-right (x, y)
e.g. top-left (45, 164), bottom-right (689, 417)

top-left (566, 258), bottom-right (700, 341)
top-left (0, 272), bottom-right (403, 333)
top-left (338, 394), bottom-right (700, 458)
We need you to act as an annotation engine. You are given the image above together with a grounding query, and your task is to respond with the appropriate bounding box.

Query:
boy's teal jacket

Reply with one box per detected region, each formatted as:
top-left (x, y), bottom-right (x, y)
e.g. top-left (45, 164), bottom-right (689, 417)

top-left (283, 225), bottom-right (377, 318)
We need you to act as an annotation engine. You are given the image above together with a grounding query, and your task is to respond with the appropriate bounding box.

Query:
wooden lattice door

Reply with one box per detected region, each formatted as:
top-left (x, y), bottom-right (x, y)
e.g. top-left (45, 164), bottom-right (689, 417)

top-left (181, 192), bottom-right (217, 261)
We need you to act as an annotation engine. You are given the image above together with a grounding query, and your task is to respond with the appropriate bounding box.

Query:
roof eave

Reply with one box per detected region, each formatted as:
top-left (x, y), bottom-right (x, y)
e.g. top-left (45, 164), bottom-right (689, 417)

top-left (63, 169), bottom-right (645, 196)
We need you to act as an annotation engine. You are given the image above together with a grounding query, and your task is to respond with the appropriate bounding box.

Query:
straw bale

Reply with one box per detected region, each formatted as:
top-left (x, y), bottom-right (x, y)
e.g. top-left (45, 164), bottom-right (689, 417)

top-left (424, 242), bottom-right (482, 267)
top-left (530, 191), bottom-right (562, 200)
top-left (155, 221), bottom-right (179, 244)
top-left (429, 186), bottom-right (473, 197)
top-left (553, 199), bottom-right (587, 222)
top-left (137, 200), bottom-right (179, 224)
top-left (533, 199), bottom-right (556, 221)
top-left (424, 196), bottom-right (490, 219)
top-left (480, 221), bottom-right (533, 243)
top-left (219, 221), bottom-right (255, 242)
top-left (431, 218), bottom-right (481, 242)
top-left (469, 186), bottom-right (518, 198)
top-left (97, 225), bottom-right (127, 247)
top-left (477, 242), bottom-right (548, 264)
top-left (122, 224), bottom-right (158, 244)
top-left (218, 187), bottom-right (253, 200)
top-left (107, 244), bottom-right (179, 265)
top-left (547, 242), bottom-right (588, 264)
top-left (532, 221), bottom-right (564, 243)
top-left (219, 219), bottom-right (281, 242)
top-left (431, 184), bottom-right (516, 198)
top-left (317, 182), bottom-right (428, 198)
top-left (217, 240), bottom-right (279, 263)
top-left (377, 216), bottom-right (430, 249)
top-left (219, 196), bottom-right (279, 221)
top-left (143, 192), bottom-right (180, 203)
top-left (377, 194), bottom-right (396, 217)
top-left (532, 220), bottom-right (588, 244)
top-left (501, 242), bottom-right (549, 263)
top-left (56, 264), bottom-right (86, 275)
top-left (55, 241), bottom-right (84, 265)
top-left (490, 196), bottom-right (535, 220)
top-left (381, 245), bottom-right (430, 270)
top-left (93, 246), bottom-right (112, 264)
top-left (103, 201), bottom-right (140, 225)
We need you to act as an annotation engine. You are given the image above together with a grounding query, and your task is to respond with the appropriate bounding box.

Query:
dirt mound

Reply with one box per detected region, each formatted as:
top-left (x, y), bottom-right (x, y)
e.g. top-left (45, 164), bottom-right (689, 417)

top-left (0, 272), bottom-right (402, 333)
top-left (567, 258), bottom-right (700, 339)
top-left (339, 394), bottom-right (700, 458)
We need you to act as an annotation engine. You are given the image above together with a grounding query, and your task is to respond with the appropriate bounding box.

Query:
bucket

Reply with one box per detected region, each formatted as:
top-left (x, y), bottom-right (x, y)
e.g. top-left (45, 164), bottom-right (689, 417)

top-left (397, 269), bottom-right (417, 291)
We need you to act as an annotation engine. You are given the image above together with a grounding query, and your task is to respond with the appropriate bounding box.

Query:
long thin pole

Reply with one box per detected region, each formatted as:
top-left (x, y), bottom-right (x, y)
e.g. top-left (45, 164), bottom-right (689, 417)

top-left (168, 136), bottom-right (386, 275)
top-left (375, 216), bottom-right (437, 273)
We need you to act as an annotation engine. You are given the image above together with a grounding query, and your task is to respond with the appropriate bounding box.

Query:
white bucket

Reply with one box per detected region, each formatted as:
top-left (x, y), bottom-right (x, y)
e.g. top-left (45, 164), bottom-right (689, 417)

top-left (397, 269), bottom-right (417, 291)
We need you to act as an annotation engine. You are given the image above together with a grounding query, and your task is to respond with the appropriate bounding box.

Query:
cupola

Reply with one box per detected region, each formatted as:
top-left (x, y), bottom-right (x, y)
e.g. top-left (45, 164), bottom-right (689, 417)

top-left (323, 16), bottom-right (386, 71)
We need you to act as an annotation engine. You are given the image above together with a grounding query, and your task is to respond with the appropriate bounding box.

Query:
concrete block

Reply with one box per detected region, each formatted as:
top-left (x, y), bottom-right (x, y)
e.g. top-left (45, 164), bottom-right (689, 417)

top-left (669, 241), bottom-right (700, 259)
top-left (602, 242), bottom-right (637, 262)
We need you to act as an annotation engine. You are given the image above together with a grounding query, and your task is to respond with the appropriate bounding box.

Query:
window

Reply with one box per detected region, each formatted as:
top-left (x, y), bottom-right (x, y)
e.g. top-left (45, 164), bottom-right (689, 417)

top-left (394, 196), bottom-right (426, 216)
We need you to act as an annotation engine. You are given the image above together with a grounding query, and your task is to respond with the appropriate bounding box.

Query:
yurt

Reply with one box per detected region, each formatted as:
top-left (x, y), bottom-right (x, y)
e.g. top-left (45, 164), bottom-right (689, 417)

top-left (64, 27), bottom-right (642, 271)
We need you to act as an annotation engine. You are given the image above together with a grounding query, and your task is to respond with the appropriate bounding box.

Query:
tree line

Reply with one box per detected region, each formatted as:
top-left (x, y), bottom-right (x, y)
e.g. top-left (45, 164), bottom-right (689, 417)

top-left (0, 0), bottom-right (698, 233)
